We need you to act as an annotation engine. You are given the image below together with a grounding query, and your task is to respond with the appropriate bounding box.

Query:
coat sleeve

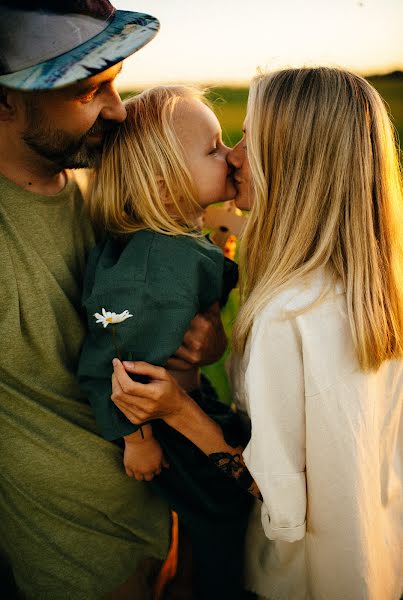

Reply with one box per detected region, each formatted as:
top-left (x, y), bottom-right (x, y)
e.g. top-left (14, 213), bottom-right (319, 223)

top-left (242, 307), bottom-right (307, 542)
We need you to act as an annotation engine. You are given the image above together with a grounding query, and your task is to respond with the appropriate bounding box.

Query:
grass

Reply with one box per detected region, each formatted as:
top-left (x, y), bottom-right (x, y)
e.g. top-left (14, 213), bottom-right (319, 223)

top-left (367, 73), bottom-right (403, 148)
top-left (207, 73), bottom-right (403, 149)
top-left (121, 72), bottom-right (403, 152)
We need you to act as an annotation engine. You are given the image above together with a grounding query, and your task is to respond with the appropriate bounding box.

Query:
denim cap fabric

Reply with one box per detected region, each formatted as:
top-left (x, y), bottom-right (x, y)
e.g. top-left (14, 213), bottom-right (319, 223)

top-left (0, 0), bottom-right (159, 90)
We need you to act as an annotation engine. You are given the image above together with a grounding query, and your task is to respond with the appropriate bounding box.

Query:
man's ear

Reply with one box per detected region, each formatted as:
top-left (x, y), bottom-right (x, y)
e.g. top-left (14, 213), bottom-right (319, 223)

top-left (0, 86), bottom-right (16, 121)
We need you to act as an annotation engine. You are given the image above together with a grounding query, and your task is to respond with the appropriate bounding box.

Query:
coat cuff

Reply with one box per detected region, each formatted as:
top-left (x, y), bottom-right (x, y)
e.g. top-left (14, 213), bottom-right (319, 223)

top-left (260, 500), bottom-right (306, 542)
top-left (244, 463), bottom-right (307, 543)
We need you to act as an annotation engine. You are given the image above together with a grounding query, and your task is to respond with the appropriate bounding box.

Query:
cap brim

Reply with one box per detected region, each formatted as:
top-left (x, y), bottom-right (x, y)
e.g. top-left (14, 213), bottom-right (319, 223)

top-left (0, 11), bottom-right (159, 91)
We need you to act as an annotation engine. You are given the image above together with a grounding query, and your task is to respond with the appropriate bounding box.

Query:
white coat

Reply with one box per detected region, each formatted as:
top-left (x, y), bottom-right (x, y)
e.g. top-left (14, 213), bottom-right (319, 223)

top-left (232, 268), bottom-right (402, 600)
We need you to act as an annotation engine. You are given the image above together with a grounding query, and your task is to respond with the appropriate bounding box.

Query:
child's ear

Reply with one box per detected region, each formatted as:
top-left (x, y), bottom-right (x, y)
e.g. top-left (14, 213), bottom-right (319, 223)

top-left (156, 176), bottom-right (174, 207)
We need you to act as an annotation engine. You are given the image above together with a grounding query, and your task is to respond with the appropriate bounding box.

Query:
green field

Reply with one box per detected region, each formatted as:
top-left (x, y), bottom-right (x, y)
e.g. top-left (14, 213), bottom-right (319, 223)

top-left (207, 72), bottom-right (403, 149)
top-left (121, 71), bottom-right (403, 150)
top-left (367, 74), bottom-right (403, 149)
top-left (122, 72), bottom-right (403, 151)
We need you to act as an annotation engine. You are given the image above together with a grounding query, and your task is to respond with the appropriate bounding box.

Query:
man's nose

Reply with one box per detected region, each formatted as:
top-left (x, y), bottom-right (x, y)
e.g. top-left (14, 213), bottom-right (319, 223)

top-left (100, 88), bottom-right (127, 123)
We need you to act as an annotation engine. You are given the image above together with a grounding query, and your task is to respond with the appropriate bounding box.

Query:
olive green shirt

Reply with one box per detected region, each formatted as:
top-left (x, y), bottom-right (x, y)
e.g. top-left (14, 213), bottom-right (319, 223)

top-left (0, 174), bottom-right (170, 599)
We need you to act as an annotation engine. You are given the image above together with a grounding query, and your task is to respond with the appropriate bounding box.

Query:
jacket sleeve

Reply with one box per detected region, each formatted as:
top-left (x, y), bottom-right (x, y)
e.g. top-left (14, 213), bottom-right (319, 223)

top-left (242, 308), bottom-right (307, 542)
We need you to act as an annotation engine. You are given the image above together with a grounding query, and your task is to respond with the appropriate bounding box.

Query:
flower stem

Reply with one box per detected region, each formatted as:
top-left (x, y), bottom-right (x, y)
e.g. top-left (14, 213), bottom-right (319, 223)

top-left (111, 325), bottom-right (144, 439)
top-left (111, 325), bottom-right (120, 360)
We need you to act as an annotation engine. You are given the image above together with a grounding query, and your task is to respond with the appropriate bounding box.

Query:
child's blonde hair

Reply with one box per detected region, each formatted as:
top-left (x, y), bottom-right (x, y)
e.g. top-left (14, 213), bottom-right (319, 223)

top-left (234, 67), bottom-right (403, 371)
top-left (89, 85), bottom-right (208, 236)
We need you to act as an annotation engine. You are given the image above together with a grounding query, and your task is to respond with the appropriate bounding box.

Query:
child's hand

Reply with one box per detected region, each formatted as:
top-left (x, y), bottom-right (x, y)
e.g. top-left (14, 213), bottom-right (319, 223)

top-left (123, 430), bottom-right (169, 481)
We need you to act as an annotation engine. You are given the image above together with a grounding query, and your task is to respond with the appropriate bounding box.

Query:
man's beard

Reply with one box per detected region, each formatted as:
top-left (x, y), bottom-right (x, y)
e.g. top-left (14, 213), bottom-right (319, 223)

top-left (22, 101), bottom-right (115, 170)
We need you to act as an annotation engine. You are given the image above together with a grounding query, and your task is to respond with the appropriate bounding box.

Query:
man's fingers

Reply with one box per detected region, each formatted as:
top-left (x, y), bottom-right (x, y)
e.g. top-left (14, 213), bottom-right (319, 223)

top-left (204, 301), bottom-right (221, 318)
top-left (169, 344), bottom-right (201, 365)
top-left (125, 466), bottom-right (134, 477)
top-left (165, 355), bottom-right (193, 371)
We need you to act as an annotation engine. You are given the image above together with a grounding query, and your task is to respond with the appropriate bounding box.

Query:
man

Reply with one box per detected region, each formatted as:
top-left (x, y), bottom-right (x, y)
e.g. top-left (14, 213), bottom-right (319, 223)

top-left (0, 2), bottom-right (226, 598)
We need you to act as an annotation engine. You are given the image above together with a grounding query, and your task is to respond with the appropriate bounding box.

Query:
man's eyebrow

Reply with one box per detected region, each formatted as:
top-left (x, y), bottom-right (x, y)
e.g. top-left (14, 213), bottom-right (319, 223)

top-left (75, 64), bottom-right (123, 95)
top-left (75, 82), bottom-right (98, 95)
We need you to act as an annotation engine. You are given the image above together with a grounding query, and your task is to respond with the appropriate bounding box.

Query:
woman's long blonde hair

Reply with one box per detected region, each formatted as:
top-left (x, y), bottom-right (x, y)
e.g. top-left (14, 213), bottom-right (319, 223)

top-left (234, 67), bottom-right (402, 371)
top-left (88, 85), bottom-right (206, 236)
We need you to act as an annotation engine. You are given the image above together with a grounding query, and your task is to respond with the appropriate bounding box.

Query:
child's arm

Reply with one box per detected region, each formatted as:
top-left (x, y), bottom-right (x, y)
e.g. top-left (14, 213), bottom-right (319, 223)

top-left (123, 424), bottom-right (169, 481)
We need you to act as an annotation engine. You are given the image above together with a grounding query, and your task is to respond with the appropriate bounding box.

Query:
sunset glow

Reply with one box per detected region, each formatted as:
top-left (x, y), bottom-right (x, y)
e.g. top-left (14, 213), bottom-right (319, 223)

top-left (114, 0), bottom-right (403, 89)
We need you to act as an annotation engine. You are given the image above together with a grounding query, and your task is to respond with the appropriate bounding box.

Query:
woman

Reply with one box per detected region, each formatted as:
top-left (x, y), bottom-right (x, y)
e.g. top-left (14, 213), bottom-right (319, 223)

top-left (110, 68), bottom-right (402, 599)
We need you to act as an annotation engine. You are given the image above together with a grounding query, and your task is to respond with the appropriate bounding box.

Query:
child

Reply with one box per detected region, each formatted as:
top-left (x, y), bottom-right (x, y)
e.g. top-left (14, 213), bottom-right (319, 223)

top-left (78, 86), bottom-right (251, 600)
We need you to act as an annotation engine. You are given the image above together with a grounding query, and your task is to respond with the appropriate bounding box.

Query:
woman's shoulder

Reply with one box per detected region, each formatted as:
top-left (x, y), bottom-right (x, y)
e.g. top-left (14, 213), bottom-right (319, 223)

top-left (257, 266), bottom-right (344, 325)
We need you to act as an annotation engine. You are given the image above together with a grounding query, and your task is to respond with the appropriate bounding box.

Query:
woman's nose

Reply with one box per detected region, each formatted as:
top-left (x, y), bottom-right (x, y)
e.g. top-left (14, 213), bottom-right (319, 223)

top-left (221, 143), bottom-right (233, 163)
top-left (227, 140), bottom-right (243, 169)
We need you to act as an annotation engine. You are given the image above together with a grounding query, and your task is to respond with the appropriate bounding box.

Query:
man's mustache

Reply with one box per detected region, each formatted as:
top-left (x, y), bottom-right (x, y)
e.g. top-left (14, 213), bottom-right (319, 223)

top-left (86, 119), bottom-right (118, 137)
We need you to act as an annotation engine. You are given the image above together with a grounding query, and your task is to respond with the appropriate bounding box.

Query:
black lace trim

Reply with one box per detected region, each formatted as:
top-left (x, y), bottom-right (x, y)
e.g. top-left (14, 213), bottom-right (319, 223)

top-left (209, 452), bottom-right (262, 500)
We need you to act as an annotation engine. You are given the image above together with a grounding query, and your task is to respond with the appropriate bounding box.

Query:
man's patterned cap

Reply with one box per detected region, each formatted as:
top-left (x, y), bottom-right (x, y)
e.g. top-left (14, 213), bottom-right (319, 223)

top-left (0, 0), bottom-right (159, 90)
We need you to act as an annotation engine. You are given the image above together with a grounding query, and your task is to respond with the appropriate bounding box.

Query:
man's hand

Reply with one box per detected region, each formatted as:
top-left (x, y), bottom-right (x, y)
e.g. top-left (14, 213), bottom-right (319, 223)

top-left (166, 302), bottom-right (227, 371)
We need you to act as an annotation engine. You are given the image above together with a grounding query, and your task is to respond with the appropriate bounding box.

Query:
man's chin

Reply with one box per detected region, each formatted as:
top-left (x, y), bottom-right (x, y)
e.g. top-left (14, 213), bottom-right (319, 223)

top-left (63, 148), bottom-right (102, 169)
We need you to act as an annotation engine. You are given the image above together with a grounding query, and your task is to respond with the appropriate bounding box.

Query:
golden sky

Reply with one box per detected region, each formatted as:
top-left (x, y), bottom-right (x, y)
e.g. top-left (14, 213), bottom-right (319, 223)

top-left (115, 0), bottom-right (403, 89)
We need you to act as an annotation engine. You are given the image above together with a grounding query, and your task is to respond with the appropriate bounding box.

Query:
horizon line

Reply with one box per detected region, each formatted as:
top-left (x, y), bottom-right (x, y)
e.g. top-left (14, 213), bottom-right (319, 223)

top-left (117, 68), bottom-right (403, 92)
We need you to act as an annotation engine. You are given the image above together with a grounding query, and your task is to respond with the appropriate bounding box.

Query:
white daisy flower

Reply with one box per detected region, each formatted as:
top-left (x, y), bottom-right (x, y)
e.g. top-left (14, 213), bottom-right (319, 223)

top-left (94, 308), bottom-right (133, 328)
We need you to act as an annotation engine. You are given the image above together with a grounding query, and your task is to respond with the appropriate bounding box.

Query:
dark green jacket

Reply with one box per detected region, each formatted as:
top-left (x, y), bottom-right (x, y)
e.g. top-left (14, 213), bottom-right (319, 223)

top-left (78, 230), bottom-right (237, 440)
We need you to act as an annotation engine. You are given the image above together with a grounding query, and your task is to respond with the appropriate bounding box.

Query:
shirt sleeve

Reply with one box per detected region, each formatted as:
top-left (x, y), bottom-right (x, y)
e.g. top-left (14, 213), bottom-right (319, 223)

top-left (242, 308), bottom-right (307, 542)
